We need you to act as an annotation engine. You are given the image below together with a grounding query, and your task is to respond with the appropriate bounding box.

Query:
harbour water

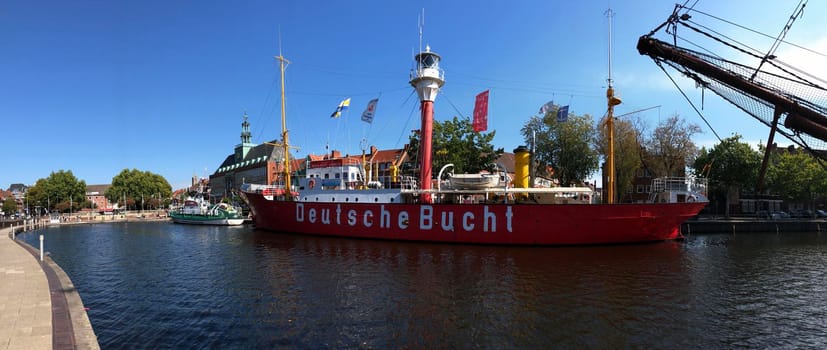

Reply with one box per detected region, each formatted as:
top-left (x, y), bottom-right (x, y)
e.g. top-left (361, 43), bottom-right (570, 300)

top-left (18, 222), bottom-right (827, 348)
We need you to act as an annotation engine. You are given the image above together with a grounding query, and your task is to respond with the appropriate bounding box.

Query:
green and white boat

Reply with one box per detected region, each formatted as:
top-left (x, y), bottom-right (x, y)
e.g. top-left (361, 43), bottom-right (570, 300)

top-left (170, 199), bottom-right (245, 226)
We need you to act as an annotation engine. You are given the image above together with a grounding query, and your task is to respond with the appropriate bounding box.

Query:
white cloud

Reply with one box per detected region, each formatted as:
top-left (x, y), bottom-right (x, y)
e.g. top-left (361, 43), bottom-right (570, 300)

top-left (770, 36), bottom-right (827, 86)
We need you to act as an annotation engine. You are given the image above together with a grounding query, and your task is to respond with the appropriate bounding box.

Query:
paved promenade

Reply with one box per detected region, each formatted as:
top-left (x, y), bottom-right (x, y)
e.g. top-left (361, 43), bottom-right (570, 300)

top-left (1, 226), bottom-right (99, 350)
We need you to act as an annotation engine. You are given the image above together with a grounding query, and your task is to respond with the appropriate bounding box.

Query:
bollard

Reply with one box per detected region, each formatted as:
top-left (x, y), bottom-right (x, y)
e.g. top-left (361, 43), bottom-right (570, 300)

top-left (39, 235), bottom-right (44, 262)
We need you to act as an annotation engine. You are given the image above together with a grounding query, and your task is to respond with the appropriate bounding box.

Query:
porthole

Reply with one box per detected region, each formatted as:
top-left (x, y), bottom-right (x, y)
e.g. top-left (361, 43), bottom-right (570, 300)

top-left (374, 197), bottom-right (378, 202)
top-left (346, 198), bottom-right (349, 202)
top-left (315, 197), bottom-right (319, 201)
top-left (355, 198), bottom-right (359, 202)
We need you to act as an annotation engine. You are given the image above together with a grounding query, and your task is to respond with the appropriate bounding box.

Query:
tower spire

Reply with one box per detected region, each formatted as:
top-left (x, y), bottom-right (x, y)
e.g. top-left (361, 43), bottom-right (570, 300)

top-left (241, 112), bottom-right (252, 144)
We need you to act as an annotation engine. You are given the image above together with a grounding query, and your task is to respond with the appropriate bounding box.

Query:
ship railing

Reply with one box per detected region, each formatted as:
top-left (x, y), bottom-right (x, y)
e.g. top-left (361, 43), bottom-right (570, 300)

top-left (398, 176), bottom-right (418, 190)
top-left (403, 186), bottom-right (593, 196)
top-left (241, 183), bottom-right (286, 194)
top-left (649, 177), bottom-right (708, 200)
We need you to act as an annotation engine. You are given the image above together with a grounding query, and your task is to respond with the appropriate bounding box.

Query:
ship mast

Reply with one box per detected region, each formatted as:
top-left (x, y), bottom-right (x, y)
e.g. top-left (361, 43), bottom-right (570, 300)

top-left (605, 8), bottom-right (622, 204)
top-left (275, 53), bottom-right (292, 199)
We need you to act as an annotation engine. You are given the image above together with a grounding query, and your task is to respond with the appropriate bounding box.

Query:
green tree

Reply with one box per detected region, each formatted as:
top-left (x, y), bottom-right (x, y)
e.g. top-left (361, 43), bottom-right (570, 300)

top-left (692, 135), bottom-right (761, 217)
top-left (25, 170), bottom-right (87, 213)
top-left (105, 169), bottom-right (172, 210)
top-left (408, 116), bottom-right (504, 176)
top-left (2, 197), bottom-right (17, 217)
top-left (645, 114), bottom-right (702, 177)
top-left (596, 115), bottom-right (644, 202)
top-left (522, 105), bottom-right (598, 186)
top-left (765, 148), bottom-right (827, 207)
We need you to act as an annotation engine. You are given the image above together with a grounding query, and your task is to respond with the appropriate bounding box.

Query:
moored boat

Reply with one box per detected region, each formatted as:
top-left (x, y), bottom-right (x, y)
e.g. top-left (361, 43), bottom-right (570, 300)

top-left (170, 200), bottom-right (245, 226)
top-left (241, 37), bottom-right (707, 245)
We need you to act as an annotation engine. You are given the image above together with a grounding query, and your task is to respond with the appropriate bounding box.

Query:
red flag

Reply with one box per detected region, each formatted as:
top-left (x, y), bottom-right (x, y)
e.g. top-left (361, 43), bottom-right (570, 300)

top-left (473, 90), bottom-right (489, 132)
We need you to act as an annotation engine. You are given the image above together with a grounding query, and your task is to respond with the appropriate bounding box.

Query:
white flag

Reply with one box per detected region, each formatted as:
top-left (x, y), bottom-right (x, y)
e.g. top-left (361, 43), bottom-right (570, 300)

top-left (361, 98), bottom-right (379, 124)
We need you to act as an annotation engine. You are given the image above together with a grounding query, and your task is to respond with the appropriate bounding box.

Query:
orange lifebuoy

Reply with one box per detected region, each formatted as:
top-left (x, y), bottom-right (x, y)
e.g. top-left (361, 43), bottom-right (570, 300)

top-left (309, 179), bottom-right (316, 189)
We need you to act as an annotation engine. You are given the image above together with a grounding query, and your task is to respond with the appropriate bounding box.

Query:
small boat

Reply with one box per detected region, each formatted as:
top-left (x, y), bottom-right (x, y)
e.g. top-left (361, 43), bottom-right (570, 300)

top-left (170, 200), bottom-right (245, 226)
top-left (447, 173), bottom-right (501, 190)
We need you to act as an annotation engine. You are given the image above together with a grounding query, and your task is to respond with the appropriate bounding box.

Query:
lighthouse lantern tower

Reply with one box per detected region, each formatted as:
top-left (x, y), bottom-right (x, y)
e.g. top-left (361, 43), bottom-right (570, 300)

top-left (410, 45), bottom-right (445, 203)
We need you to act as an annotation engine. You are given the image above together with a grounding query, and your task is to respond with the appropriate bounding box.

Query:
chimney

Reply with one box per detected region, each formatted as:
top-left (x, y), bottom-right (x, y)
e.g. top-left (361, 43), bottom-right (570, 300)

top-left (331, 150), bottom-right (342, 159)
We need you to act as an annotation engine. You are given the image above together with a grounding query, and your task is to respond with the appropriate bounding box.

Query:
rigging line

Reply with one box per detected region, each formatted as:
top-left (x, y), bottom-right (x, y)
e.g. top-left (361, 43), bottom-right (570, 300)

top-left (679, 22), bottom-right (826, 89)
top-left (395, 100), bottom-right (419, 148)
top-left (289, 86), bottom-right (408, 97)
top-left (683, 6), bottom-right (827, 59)
top-left (448, 81), bottom-right (603, 99)
top-left (666, 39), bottom-right (825, 92)
top-left (440, 91), bottom-right (469, 119)
top-left (680, 0), bottom-right (700, 14)
top-left (679, 21), bottom-right (775, 65)
top-left (253, 74), bottom-right (281, 142)
top-left (751, 0), bottom-right (807, 80)
top-left (655, 60), bottom-right (723, 143)
top-left (684, 19), bottom-right (765, 57)
top-left (770, 58), bottom-right (827, 88)
top-left (399, 89), bottom-right (416, 108)
top-left (450, 71), bottom-right (598, 90)
top-left (675, 34), bottom-right (724, 60)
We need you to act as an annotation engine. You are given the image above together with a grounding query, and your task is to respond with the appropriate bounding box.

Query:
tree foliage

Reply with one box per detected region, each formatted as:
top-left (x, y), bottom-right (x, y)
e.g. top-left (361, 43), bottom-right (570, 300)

top-left (765, 148), bottom-right (827, 203)
top-left (408, 116), bottom-right (504, 176)
top-left (2, 197), bottom-right (17, 216)
top-left (692, 135), bottom-right (761, 216)
top-left (645, 115), bottom-right (702, 177)
top-left (522, 105), bottom-right (598, 186)
top-left (105, 169), bottom-right (172, 210)
top-left (596, 115), bottom-right (644, 201)
top-left (25, 170), bottom-right (87, 213)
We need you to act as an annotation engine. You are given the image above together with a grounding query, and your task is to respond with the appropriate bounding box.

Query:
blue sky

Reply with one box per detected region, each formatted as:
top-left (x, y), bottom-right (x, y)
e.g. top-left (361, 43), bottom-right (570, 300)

top-left (2, 0), bottom-right (826, 190)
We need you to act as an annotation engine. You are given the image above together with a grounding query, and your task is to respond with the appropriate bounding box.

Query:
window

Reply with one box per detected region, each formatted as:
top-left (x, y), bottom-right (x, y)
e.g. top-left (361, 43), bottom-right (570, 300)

top-left (636, 185), bottom-right (644, 193)
top-left (335, 173), bottom-right (341, 179)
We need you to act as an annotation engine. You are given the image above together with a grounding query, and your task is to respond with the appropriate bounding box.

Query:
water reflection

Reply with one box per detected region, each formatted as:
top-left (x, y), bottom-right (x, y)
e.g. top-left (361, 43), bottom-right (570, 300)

top-left (18, 224), bottom-right (827, 348)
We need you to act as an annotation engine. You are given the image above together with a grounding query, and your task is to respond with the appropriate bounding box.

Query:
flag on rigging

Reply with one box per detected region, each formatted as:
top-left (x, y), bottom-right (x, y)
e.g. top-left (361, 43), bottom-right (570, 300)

top-left (330, 97), bottom-right (351, 118)
top-left (361, 98), bottom-right (379, 124)
top-left (472, 90), bottom-right (489, 132)
top-left (539, 100), bottom-right (555, 115)
top-left (557, 105), bottom-right (569, 122)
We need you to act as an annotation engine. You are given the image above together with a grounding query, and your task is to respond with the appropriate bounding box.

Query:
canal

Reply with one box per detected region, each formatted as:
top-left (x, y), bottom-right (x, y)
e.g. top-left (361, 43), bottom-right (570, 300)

top-left (18, 222), bottom-right (827, 348)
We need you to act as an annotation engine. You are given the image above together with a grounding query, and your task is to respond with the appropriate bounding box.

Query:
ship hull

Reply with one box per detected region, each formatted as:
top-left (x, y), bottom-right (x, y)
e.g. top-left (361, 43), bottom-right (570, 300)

top-left (169, 213), bottom-right (245, 226)
top-left (243, 192), bottom-right (705, 245)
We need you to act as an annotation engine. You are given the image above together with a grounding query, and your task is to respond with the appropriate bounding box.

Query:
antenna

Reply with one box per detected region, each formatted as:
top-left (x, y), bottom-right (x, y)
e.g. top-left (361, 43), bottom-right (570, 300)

top-left (418, 9), bottom-right (425, 56)
top-left (605, 8), bottom-right (615, 88)
top-left (278, 25), bottom-right (283, 57)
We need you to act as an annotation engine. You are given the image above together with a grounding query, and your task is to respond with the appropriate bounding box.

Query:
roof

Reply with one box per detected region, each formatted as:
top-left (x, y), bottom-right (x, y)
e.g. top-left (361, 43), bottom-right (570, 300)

top-left (8, 183), bottom-right (27, 193)
top-left (213, 140), bottom-right (278, 174)
top-left (495, 152), bottom-right (516, 173)
top-left (86, 184), bottom-right (110, 195)
top-left (370, 148), bottom-right (406, 164)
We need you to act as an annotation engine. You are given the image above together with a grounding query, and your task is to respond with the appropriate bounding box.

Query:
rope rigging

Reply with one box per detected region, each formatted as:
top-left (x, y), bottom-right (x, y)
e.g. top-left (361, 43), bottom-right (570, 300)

top-left (638, 1), bottom-right (827, 166)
